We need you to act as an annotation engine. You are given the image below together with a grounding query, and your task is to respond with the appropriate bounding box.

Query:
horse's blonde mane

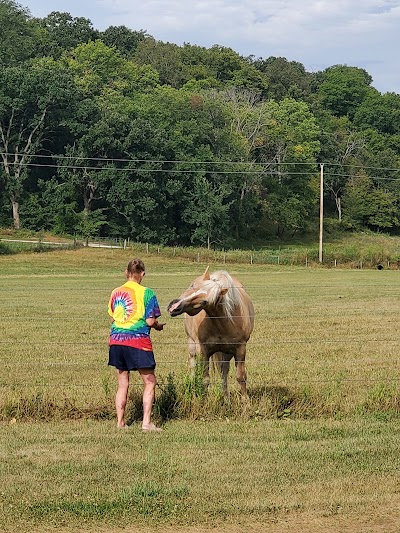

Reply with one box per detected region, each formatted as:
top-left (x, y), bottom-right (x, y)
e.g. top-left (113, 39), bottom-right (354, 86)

top-left (204, 270), bottom-right (251, 328)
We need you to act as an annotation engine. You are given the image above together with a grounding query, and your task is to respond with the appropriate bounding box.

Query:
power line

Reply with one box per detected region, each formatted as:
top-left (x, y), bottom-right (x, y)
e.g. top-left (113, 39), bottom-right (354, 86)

top-left (2, 161), bottom-right (400, 183)
top-left (1, 151), bottom-right (400, 173)
top-left (1, 161), bottom-right (317, 175)
top-left (0, 151), bottom-right (318, 166)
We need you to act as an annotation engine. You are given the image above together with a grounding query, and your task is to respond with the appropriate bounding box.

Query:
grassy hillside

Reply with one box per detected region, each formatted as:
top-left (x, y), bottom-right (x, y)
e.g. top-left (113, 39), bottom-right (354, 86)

top-left (1, 227), bottom-right (400, 268)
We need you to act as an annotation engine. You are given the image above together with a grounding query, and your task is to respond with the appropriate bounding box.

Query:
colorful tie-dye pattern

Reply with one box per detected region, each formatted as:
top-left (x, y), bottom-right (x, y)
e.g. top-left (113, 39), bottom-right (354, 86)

top-left (108, 281), bottom-right (161, 351)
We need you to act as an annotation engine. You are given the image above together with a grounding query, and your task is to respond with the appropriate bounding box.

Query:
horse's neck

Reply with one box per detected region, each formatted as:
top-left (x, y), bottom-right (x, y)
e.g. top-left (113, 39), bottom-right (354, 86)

top-left (207, 289), bottom-right (253, 333)
top-left (204, 302), bottom-right (236, 321)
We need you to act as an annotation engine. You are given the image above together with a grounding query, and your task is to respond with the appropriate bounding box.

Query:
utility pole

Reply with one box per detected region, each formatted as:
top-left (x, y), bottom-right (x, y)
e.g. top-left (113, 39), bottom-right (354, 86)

top-left (319, 163), bottom-right (324, 263)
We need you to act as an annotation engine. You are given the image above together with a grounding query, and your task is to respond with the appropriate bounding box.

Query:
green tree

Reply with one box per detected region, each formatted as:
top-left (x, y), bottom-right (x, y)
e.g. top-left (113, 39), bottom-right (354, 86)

top-left (253, 56), bottom-right (311, 101)
top-left (65, 40), bottom-right (159, 97)
top-left (0, 0), bottom-right (40, 65)
top-left (19, 177), bottom-right (77, 232)
top-left (57, 146), bottom-right (113, 218)
top-left (183, 175), bottom-right (232, 248)
top-left (204, 46), bottom-right (267, 92)
top-left (75, 208), bottom-right (108, 242)
top-left (180, 44), bottom-right (219, 86)
top-left (104, 85), bottom-right (246, 244)
top-left (342, 173), bottom-right (398, 230)
top-left (316, 65), bottom-right (373, 119)
top-left (210, 90), bottom-right (320, 237)
top-left (354, 91), bottom-right (400, 135)
top-left (259, 98), bottom-right (320, 236)
top-left (100, 26), bottom-right (147, 57)
top-left (318, 113), bottom-right (368, 221)
top-left (134, 38), bottom-right (189, 87)
top-left (37, 11), bottom-right (98, 58)
top-left (266, 194), bottom-right (308, 237)
top-left (54, 45), bottom-right (159, 237)
top-left (0, 58), bottom-right (78, 228)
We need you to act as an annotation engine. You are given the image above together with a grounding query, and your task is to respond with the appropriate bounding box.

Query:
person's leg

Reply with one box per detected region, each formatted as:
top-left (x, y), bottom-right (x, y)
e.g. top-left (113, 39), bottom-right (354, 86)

top-left (138, 368), bottom-right (160, 430)
top-left (115, 369), bottom-right (130, 428)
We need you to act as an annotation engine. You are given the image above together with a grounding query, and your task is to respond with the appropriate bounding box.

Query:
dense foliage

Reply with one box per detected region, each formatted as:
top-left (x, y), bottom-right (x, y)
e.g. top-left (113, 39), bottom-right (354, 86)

top-left (1, 0), bottom-right (400, 246)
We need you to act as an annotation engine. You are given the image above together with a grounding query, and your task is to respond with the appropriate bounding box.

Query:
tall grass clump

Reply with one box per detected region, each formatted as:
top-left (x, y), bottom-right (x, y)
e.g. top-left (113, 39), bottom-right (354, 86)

top-left (361, 383), bottom-right (400, 414)
top-left (0, 391), bottom-right (114, 421)
top-left (2, 374), bottom-right (400, 423)
top-left (154, 372), bottom-right (181, 421)
top-left (0, 242), bottom-right (16, 254)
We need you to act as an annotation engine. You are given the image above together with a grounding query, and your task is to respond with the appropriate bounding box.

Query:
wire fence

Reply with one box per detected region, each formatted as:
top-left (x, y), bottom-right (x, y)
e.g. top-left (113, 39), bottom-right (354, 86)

top-left (2, 376), bottom-right (400, 390)
top-left (2, 237), bottom-right (400, 268)
top-left (2, 270), bottom-right (400, 394)
top-left (0, 337), bottom-right (399, 346)
top-left (1, 333), bottom-right (400, 389)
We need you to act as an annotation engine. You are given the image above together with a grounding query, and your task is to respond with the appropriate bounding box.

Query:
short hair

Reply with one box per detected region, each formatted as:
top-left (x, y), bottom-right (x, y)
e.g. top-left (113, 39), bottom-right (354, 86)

top-left (126, 259), bottom-right (145, 275)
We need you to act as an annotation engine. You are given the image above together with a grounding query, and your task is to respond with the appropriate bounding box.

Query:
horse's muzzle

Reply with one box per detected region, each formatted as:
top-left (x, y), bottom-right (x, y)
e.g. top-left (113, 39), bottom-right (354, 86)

top-left (168, 298), bottom-right (208, 317)
top-left (167, 299), bottom-right (182, 316)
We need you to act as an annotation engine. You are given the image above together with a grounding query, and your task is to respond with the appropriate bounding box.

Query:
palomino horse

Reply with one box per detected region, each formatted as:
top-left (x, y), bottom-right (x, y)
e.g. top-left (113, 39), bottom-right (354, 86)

top-left (167, 267), bottom-right (254, 396)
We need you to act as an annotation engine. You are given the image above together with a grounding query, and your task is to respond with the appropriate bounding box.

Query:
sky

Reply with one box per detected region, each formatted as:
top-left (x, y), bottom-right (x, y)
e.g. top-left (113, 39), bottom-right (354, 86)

top-left (22, 0), bottom-right (400, 94)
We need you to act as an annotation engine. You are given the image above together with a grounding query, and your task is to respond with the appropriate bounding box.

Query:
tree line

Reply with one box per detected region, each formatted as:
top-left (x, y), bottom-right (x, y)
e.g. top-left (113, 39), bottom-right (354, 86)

top-left (1, 0), bottom-right (400, 247)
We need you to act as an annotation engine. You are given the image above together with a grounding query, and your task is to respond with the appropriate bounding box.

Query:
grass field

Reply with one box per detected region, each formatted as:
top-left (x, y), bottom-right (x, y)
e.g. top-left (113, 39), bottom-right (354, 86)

top-left (1, 247), bottom-right (400, 532)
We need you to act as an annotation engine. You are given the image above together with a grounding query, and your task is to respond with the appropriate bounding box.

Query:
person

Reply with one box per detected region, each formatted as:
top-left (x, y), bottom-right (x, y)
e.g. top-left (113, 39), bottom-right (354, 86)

top-left (108, 258), bottom-right (164, 432)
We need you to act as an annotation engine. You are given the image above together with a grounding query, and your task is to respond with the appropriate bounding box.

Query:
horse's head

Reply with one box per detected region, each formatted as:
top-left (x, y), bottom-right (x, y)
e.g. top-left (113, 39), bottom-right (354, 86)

top-left (167, 266), bottom-right (228, 317)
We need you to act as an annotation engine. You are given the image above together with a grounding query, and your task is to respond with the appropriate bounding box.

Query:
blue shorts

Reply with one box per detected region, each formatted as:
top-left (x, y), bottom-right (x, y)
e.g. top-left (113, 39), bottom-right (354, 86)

top-left (108, 345), bottom-right (156, 371)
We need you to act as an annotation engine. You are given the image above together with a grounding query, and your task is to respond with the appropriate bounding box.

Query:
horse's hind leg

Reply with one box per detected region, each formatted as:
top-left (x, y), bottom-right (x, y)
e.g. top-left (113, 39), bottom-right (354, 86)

top-left (220, 354), bottom-right (230, 398)
top-left (212, 352), bottom-right (230, 397)
top-left (234, 346), bottom-right (247, 397)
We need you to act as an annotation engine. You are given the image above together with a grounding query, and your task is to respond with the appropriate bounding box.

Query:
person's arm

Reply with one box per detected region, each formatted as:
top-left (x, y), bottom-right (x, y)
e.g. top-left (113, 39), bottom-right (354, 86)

top-left (146, 317), bottom-right (165, 330)
top-left (145, 291), bottom-right (165, 330)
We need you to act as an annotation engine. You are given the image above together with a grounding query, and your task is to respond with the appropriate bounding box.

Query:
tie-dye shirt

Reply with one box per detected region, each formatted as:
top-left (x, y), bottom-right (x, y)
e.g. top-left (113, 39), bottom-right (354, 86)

top-left (108, 281), bottom-right (161, 351)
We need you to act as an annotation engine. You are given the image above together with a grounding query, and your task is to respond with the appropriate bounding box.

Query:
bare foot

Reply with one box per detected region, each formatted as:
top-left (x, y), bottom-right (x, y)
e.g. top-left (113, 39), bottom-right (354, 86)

top-left (142, 423), bottom-right (162, 433)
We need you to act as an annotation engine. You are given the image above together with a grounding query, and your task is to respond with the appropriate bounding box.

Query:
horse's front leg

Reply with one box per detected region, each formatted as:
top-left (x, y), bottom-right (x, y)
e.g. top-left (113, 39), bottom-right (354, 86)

top-left (188, 338), bottom-right (196, 376)
top-left (218, 353), bottom-right (230, 398)
top-left (201, 351), bottom-right (211, 390)
top-left (234, 344), bottom-right (248, 397)
top-left (188, 339), bottom-right (210, 391)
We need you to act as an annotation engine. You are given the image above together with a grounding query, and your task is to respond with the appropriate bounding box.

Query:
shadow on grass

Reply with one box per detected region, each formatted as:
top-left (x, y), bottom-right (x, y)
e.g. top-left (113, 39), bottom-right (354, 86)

top-left (248, 385), bottom-right (296, 418)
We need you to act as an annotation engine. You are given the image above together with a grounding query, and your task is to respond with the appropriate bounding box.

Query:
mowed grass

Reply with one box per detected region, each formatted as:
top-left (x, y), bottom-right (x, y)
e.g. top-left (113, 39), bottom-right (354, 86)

top-left (2, 417), bottom-right (400, 533)
top-left (1, 247), bottom-right (400, 532)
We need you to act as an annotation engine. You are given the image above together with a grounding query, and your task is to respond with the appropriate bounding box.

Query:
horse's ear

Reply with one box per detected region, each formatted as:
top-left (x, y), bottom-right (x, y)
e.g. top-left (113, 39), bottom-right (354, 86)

top-left (203, 266), bottom-right (210, 280)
